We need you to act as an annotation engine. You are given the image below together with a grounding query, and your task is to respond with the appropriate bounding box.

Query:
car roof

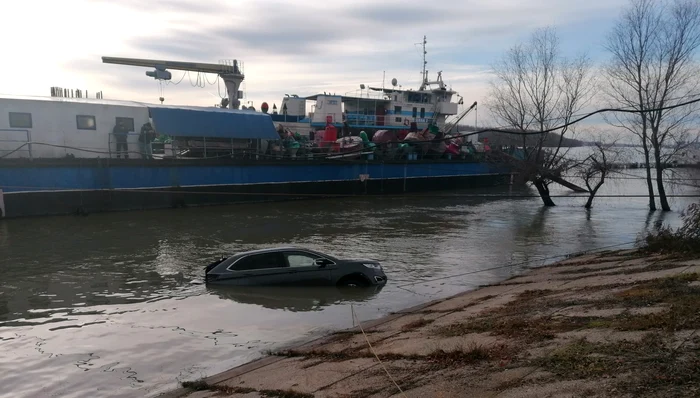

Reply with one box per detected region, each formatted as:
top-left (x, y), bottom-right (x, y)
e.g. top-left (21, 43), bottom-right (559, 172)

top-left (232, 246), bottom-right (328, 257)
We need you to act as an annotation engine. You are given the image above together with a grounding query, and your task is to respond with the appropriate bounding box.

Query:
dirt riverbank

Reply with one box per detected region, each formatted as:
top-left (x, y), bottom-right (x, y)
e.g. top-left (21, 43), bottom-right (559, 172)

top-left (165, 249), bottom-right (700, 398)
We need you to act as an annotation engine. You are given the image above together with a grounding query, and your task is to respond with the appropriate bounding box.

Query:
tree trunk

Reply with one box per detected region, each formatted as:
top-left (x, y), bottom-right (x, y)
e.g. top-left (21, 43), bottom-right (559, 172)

top-left (584, 178), bottom-right (605, 209)
top-left (653, 145), bottom-right (671, 211)
top-left (642, 141), bottom-right (656, 211)
top-left (534, 179), bottom-right (556, 207)
top-left (551, 176), bottom-right (587, 193)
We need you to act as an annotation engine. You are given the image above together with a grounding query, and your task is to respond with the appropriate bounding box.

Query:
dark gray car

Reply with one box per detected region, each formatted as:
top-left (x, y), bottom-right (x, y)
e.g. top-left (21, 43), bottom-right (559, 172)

top-left (204, 247), bottom-right (387, 287)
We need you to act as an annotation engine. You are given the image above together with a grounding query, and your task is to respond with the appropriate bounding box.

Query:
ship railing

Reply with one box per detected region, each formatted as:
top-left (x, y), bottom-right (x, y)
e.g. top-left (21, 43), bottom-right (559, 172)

top-left (169, 138), bottom-right (254, 159)
top-left (0, 129), bottom-right (32, 159)
top-left (101, 132), bottom-right (500, 162)
top-left (107, 131), bottom-right (142, 159)
top-left (343, 114), bottom-right (388, 127)
top-left (261, 138), bottom-right (500, 162)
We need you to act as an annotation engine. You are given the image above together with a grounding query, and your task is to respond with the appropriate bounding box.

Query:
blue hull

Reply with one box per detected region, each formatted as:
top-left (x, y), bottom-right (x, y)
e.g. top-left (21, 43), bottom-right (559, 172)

top-left (0, 159), bottom-right (511, 218)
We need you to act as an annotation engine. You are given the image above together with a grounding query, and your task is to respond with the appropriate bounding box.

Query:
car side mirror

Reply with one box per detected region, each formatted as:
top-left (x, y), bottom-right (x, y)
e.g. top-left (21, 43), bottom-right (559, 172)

top-left (315, 258), bottom-right (330, 267)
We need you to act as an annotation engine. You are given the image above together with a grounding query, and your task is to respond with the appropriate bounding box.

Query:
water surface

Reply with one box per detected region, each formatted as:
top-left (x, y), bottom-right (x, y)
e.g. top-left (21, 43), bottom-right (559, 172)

top-left (1, 168), bottom-right (698, 397)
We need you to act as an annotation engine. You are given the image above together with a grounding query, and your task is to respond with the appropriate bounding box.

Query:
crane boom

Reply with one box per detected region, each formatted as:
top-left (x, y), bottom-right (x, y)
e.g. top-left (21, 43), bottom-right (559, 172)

top-left (101, 56), bottom-right (245, 109)
top-left (101, 57), bottom-right (242, 75)
top-left (444, 101), bottom-right (477, 134)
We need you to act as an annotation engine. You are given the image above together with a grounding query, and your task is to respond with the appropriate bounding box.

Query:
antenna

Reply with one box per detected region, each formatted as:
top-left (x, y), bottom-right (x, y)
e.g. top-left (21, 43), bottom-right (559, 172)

top-left (419, 36), bottom-right (428, 90)
top-left (423, 36), bottom-right (427, 83)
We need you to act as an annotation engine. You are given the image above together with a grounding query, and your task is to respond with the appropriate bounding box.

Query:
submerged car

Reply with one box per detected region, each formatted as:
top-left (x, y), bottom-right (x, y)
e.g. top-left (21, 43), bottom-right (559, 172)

top-left (204, 247), bottom-right (387, 287)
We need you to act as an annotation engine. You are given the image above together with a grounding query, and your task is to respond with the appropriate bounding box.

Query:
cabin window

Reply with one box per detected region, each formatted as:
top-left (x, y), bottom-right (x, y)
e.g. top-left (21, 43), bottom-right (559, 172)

top-left (8, 112), bottom-right (32, 128)
top-left (76, 115), bottom-right (96, 130)
top-left (231, 252), bottom-right (286, 271)
top-left (116, 117), bottom-right (135, 132)
top-left (412, 107), bottom-right (417, 118)
top-left (420, 108), bottom-right (425, 118)
top-left (394, 95), bottom-right (397, 101)
top-left (393, 106), bottom-right (403, 122)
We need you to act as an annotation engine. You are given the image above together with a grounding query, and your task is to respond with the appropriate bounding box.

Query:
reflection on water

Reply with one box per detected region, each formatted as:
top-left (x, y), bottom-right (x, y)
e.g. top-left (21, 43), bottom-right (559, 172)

top-left (207, 285), bottom-right (385, 312)
top-left (0, 168), bottom-right (698, 397)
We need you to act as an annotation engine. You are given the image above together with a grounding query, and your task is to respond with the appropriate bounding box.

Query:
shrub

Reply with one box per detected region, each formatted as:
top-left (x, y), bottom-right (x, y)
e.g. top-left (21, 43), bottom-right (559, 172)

top-left (644, 203), bottom-right (700, 254)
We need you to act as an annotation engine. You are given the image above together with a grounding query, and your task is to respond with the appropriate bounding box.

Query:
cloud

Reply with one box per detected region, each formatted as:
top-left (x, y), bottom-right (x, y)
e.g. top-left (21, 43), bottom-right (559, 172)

top-left (0, 0), bottom-right (633, 127)
top-left (91, 0), bottom-right (223, 15)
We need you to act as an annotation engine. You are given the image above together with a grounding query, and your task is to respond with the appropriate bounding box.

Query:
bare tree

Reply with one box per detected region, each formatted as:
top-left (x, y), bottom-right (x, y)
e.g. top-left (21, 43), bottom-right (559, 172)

top-left (487, 27), bottom-right (595, 206)
top-left (604, 0), bottom-right (700, 211)
top-left (578, 140), bottom-right (621, 209)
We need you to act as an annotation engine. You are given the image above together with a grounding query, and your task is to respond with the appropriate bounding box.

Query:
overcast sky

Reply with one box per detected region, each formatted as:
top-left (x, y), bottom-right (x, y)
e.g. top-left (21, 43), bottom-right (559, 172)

top-left (2, 0), bottom-right (630, 126)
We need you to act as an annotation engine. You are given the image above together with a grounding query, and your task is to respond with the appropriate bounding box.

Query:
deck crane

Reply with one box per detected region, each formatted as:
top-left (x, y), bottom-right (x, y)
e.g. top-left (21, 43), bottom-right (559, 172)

top-left (443, 101), bottom-right (477, 135)
top-left (101, 57), bottom-right (244, 109)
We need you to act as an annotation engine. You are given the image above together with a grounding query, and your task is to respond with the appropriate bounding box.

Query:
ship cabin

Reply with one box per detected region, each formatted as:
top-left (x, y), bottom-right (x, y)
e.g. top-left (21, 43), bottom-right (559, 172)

top-left (268, 82), bottom-right (460, 132)
top-left (0, 95), bottom-right (279, 160)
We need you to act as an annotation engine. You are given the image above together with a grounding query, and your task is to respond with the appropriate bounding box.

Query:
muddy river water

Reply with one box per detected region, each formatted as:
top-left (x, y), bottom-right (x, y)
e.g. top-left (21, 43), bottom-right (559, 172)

top-left (1, 169), bottom-right (698, 397)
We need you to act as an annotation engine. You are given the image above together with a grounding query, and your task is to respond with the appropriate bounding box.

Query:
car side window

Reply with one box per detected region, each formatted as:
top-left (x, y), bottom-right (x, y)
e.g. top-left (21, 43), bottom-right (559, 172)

top-left (232, 253), bottom-right (286, 271)
top-left (284, 252), bottom-right (319, 268)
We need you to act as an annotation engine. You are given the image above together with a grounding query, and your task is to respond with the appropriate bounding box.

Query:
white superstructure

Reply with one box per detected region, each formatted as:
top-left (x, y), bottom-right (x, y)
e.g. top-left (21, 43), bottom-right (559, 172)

top-left (0, 95), bottom-right (149, 159)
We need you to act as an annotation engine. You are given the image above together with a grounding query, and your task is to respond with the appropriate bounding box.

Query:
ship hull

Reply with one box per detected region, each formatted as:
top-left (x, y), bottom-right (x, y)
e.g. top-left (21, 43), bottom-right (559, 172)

top-left (0, 159), bottom-right (511, 218)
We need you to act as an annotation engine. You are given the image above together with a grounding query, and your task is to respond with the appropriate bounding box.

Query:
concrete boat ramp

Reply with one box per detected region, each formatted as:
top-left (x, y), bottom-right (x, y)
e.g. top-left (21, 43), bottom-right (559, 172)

top-left (163, 250), bottom-right (700, 398)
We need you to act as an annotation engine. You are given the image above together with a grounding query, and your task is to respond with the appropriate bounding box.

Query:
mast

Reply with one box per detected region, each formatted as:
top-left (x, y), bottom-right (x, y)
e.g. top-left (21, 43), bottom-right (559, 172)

top-left (420, 36), bottom-right (428, 90)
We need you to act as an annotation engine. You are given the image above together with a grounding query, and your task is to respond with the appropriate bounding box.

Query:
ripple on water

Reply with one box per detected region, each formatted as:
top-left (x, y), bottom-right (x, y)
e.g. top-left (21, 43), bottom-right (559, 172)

top-left (0, 170), bottom-right (698, 397)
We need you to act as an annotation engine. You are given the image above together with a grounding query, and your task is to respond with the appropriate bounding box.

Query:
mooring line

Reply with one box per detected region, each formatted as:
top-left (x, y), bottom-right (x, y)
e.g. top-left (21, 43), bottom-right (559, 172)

top-left (351, 304), bottom-right (408, 398)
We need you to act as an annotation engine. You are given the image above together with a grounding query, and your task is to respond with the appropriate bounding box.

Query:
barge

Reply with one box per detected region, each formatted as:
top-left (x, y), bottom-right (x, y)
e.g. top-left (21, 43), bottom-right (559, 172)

top-left (0, 38), bottom-right (512, 219)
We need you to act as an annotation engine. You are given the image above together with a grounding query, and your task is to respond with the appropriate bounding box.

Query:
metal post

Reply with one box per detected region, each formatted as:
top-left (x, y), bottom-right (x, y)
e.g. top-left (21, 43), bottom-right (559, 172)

top-left (403, 163), bottom-right (407, 192)
top-left (27, 130), bottom-right (33, 160)
top-left (203, 137), bottom-right (207, 158)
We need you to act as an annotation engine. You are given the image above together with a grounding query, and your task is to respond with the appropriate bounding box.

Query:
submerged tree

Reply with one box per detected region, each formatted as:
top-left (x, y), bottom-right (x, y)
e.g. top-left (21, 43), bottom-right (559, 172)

top-left (604, 0), bottom-right (700, 211)
top-left (578, 141), bottom-right (621, 209)
top-left (487, 27), bottom-right (595, 206)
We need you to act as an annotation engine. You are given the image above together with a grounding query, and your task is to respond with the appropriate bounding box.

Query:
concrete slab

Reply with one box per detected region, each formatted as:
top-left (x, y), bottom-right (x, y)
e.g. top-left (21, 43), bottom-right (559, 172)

top-left (481, 366), bottom-right (541, 390)
top-left (186, 392), bottom-right (222, 398)
top-left (293, 330), bottom-right (396, 355)
top-left (219, 357), bottom-right (377, 393)
top-left (371, 332), bottom-right (503, 356)
top-left (369, 311), bottom-right (443, 333)
top-left (417, 286), bottom-right (519, 313)
top-left (554, 329), bottom-right (649, 344)
top-left (555, 304), bottom-right (668, 318)
top-left (315, 359), bottom-right (424, 398)
top-left (495, 378), bottom-right (613, 398)
top-left (424, 291), bottom-right (519, 314)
